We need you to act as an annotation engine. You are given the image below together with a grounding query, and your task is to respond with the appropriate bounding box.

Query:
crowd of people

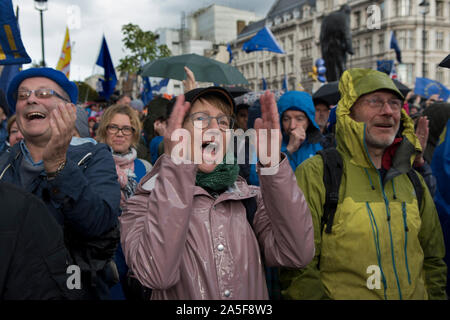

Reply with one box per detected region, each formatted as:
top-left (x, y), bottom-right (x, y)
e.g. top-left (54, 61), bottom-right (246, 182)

top-left (0, 63), bottom-right (449, 301)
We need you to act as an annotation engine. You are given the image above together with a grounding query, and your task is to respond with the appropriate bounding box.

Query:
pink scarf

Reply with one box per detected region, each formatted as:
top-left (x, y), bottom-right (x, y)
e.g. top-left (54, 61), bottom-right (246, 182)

top-left (113, 148), bottom-right (138, 207)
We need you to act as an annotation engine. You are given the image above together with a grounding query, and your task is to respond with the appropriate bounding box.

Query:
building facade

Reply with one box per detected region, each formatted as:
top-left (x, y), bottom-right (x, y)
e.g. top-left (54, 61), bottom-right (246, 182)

top-left (153, 4), bottom-right (262, 95)
top-left (231, 0), bottom-right (450, 95)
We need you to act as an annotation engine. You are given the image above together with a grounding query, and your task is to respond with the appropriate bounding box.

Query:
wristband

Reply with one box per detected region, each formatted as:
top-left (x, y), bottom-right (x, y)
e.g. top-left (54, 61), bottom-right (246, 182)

top-left (46, 160), bottom-right (66, 180)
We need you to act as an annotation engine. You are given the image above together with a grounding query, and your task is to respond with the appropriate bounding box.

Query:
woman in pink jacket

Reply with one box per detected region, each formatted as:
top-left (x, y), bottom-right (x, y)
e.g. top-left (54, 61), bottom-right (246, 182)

top-left (120, 87), bottom-right (315, 300)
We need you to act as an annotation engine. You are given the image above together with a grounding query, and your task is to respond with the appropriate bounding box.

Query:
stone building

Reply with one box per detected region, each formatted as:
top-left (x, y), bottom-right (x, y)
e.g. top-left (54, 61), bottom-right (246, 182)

top-left (231, 0), bottom-right (450, 94)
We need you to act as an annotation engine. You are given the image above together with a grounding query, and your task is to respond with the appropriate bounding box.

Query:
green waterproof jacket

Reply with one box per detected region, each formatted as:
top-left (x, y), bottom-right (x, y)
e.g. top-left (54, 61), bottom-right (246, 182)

top-left (280, 69), bottom-right (447, 300)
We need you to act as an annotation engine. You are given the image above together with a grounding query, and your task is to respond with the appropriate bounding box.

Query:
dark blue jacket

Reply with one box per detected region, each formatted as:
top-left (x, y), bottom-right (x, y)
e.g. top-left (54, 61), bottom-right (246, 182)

top-left (431, 119), bottom-right (450, 297)
top-left (0, 141), bottom-right (121, 237)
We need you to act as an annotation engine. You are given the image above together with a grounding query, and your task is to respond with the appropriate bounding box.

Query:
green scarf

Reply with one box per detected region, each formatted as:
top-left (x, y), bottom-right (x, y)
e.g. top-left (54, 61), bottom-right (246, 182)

top-left (195, 157), bottom-right (240, 192)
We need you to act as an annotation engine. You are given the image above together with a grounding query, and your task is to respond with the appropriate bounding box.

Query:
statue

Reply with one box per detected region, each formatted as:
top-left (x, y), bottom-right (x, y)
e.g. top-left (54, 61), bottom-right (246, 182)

top-left (320, 4), bottom-right (354, 82)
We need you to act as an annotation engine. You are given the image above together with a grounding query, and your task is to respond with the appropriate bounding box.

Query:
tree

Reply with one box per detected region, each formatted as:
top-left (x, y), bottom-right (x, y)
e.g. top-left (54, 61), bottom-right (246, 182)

top-left (75, 81), bottom-right (99, 102)
top-left (117, 23), bottom-right (171, 74)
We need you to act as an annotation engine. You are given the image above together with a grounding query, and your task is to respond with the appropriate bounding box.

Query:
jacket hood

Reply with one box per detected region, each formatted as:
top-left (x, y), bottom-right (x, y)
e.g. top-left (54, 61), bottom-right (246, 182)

top-left (277, 91), bottom-right (321, 143)
top-left (336, 68), bottom-right (421, 172)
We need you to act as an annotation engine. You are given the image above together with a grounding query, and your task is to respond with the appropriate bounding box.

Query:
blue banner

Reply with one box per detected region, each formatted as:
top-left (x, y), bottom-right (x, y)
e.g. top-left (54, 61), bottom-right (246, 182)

top-left (242, 26), bottom-right (285, 54)
top-left (0, 0), bottom-right (31, 65)
top-left (377, 60), bottom-right (394, 75)
top-left (95, 36), bottom-right (117, 100)
top-left (414, 77), bottom-right (450, 101)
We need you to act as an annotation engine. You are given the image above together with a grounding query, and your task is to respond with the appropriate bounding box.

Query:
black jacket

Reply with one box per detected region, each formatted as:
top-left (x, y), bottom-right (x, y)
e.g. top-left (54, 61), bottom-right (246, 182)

top-left (0, 182), bottom-right (74, 300)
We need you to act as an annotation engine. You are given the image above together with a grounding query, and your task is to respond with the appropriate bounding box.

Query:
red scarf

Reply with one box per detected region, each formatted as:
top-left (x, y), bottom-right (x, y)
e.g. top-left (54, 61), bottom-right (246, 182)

top-left (381, 137), bottom-right (403, 170)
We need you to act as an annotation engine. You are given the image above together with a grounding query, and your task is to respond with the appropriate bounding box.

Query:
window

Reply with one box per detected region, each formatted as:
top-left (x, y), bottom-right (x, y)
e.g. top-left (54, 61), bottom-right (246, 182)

top-left (364, 37), bottom-right (373, 56)
top-left (397, 30), bottom-right (406, 49)
top-left (301, 66), bottom-right (309, 80)
top-left (407, 30), bottom-right (414, 49)
top-left (275, 16), bottom-right (282, 25)
top-left (293, 9), bottom-right (300, 19)
top-left (354, 39), bottom-right (360, 57)
top-left (303, 6), bottom-right (310, 18)
top-left (378, 33), bottom-right (384, 53)
top-left (436, 32), bottom-right (444, 49)
top-left (353, 11), bottom-right (361, 29)
top-left (395, 0), bottom-right (411, 17)
top-left (436, 0), bottom-right (444, 17)
top-left (423, 63), bottom-right (428, 78)
top-left (436, 70), bottom-right (444, 82)
top-left (288, 36), bottom-right (294, 51)
top-left (380, 1), bottom-right (385, 20)
top-left (399, 63), bottom-right (414, 84)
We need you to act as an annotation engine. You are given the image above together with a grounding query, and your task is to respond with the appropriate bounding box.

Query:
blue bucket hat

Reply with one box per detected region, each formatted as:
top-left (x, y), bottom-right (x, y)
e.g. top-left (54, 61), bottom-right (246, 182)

top-left (6, 67), bottom-right (78, 114)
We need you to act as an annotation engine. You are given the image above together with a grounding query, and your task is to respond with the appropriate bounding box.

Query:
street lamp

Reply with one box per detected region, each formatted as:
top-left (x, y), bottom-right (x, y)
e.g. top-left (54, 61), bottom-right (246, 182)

top-left (419, 0), bottom-right (430, 78)
top-left (34, 0), bottom-right (48, 67)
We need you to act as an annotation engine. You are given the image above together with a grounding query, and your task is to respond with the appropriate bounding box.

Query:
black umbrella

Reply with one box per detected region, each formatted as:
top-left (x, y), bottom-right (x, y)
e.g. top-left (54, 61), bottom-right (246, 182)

top-left (313, 79), bottom-right (411, 106)
top-left (222, 86), bottom-right (250, 98)
top-left (392, 79), bottom-right (411, 97)
top-left (438, 54), bottom-right (450, 69)
top-left (312, 81), bottom-right (340, 106)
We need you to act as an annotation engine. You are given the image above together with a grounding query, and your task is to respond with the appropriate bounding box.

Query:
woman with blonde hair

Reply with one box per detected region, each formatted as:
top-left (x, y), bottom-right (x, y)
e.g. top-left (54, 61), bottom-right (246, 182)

top-left (97, 104), bottom-right (152, 207)
top-left (96, 104), bottom-right (152, 300)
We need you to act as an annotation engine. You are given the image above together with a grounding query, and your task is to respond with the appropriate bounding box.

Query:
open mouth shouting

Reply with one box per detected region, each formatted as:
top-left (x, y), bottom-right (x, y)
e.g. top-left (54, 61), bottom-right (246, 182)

top-left (201, 140), bottom-right (221, 164)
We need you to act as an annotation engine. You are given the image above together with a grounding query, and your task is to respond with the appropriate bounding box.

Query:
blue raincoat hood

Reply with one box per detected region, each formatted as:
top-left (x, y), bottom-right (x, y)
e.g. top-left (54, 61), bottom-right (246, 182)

top-left (277, 91), bottom-right (321, 142)
top-left (277, 91), bottom-right (323, 171)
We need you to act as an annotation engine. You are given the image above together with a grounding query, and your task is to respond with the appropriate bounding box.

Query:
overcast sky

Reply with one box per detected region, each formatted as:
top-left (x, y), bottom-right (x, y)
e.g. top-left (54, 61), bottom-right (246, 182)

top-left (12, 0), bottom-right (274, 82)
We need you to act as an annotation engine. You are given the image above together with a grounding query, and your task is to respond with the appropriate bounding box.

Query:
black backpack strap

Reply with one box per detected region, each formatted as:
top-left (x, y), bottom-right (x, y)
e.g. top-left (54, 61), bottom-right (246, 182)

top-left (242, 195), bottom-right (258, 228)
top-left (406, 169), bottom-right (424, 211)
top-left (317, 148), bottom-right (343, 234)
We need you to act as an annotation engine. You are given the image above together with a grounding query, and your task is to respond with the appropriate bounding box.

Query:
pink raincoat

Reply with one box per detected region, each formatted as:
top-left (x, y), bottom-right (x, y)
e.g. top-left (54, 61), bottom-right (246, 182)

top-left (120, 154), bottom-right (314, 299)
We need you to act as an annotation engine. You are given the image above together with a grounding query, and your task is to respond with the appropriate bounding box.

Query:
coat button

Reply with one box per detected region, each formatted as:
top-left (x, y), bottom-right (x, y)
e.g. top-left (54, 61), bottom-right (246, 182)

top-left (217, 244), bottom-right (224, 251)
top-left (224, 290), bottom-right (231, 297)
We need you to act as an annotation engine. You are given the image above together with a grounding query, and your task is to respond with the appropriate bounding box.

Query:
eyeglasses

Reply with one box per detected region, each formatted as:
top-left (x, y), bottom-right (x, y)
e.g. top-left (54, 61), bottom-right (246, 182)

top-left (361, 97), bottom-right (403, 112)
top-left (106, 124), bottom-right (135, 136)
top-left (16, 89), bottom-right (70, 103)
top-left (187, 112), bottom-right (234, 131)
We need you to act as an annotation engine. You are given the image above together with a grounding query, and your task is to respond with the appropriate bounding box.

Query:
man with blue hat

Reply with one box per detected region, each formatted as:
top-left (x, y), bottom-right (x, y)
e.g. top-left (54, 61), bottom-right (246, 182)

top-left (0, 68), bottom-right (121, 299)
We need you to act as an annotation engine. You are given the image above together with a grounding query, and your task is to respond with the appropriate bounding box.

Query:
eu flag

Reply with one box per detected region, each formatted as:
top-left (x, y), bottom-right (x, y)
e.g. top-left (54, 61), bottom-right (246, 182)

top-left (242, 26), bottom-right (285, 54)
top-left (262, 78), bottom-right (267, 90)
top-left (141, 77), bottom-right (153, 105)
top-left (227, 44), bottom-right (233, 64)
top-left (153, 78), bottom-right (169, 92)
top-left (0, 0), bottom-right (31, 65)
top-left (414, 77), bottom-right (450, 101)
top-left (390, 31), bottom-right (402, 64)
top-left (377, 60), bottom-right (394, 75)
top-left (95, 36), bottom-right (117, 100)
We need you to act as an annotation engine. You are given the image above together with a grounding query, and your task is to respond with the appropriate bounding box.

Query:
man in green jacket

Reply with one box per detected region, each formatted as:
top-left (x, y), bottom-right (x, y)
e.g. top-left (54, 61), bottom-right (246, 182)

top-left (281, 68), bottom-right (447, 300)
